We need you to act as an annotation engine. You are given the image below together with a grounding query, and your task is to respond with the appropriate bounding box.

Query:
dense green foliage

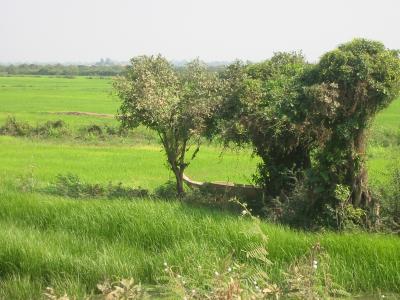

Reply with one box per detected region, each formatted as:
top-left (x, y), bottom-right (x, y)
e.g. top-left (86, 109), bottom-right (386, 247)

top-left (217, 54), bottom-right (313, 196)
top-left (308, 39), bottom-right (400, 228)
top-left (217, 39), bottom-right (400, 228)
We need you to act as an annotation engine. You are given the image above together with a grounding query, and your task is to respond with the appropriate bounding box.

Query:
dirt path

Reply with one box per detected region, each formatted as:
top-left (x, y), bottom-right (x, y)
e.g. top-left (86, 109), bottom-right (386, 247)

top-left (50, 111), bottom-right (115, 118)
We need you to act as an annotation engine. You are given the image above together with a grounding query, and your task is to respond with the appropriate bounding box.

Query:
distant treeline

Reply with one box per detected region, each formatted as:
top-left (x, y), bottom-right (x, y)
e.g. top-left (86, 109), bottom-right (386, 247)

top-left (0, 64), bottom-right (125, 76)
top-left (0, 63), bottom-right (227, 77)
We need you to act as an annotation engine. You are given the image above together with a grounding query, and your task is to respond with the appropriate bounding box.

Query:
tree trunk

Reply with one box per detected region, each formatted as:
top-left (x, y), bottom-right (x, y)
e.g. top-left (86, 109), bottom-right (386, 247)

top-left (174, 168), bottom-right (185, 196)
top-left (350, 129), bottom-right (379, 223)
top-left (351, 129), bottom-right (370, 207)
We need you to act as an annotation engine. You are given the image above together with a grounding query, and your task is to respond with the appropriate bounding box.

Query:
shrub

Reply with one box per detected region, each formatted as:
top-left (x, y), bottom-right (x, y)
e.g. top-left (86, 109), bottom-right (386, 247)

top-left (86, 124), bottom-right (103, 135)
top-left (153, 180), bottom-right (178, 200)
top-left (0, 116), bottom-right (31, 136)
top-left (0, 117), bottom-right (68, 138)
top-left (33, 120), bottom-right (68, 138)
top-left (0, 117), bottom-right (136, 141)
top-left (49, 174), bottom-right (148, 199)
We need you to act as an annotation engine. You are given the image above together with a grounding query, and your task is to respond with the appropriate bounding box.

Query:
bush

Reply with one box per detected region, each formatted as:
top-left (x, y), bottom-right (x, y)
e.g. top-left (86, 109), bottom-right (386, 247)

top-left (261, 174), bottom-right (323, 229)
top-left (78, 124), bottom-right (129, 140)
top-left (0, 117), bottom-right (131, 141)
top-left (107, 182), bottom-right (149, 199)
top-left (49, 174), bottom-right (149, 199)
top-left (86, 124), bottom-right (103, 135)
top-left (33, 120), bottom-right (68, 138)
top-left (0, 117), bottom-right (68, 138)
top-left (153, 181), bottom-right (178, 200)
top-left (0, 116), bottom-right (31, 136)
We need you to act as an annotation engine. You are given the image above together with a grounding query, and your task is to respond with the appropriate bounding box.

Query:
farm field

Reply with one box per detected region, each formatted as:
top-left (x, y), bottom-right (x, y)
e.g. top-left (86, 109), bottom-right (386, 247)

top-left (0, 76), bottom-right (400, 298)
top-left (0, 76), bottom-right (117, 128)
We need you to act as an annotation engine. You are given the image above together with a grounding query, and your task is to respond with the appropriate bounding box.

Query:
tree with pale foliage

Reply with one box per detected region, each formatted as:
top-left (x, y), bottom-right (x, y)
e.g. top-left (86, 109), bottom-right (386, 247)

top-left (114, 55), bottom-right (221, 195)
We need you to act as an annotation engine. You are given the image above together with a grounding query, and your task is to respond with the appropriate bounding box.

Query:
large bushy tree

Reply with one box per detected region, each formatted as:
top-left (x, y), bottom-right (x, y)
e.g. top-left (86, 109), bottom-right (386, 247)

top-left (218, 40), bottom-right (400, 228)
top-left (114, 55), bottom-right (221, 195)
top-left (309, 39), bottom-right (400, 224)
top-left (218, 53), bottom-right (314, 196)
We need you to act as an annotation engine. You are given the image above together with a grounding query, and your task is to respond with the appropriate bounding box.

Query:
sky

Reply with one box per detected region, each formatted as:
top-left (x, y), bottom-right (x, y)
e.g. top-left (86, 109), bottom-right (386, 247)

top-left (1, 0), bottom-right (400, 64)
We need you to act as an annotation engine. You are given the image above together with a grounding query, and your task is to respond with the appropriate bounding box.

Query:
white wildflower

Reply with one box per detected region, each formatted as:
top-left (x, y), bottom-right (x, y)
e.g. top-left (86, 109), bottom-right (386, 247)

top-left (312, 260), bottom-right (318, 269)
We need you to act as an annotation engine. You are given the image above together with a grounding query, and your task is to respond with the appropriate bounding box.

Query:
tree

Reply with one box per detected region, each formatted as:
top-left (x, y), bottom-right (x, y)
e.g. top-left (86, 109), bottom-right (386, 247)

top-left (218, 53), bottom-right (313, 196)
top-left (309, 39), bottom-right (400, 223)
top-left (218, 40), bottom-right (400, 228)
top-left (114, 55), bottom-right (221, 195)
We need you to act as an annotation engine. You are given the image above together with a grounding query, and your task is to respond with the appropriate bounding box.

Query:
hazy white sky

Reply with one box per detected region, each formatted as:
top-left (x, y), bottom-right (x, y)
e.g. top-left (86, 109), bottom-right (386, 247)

top-left (1, 0), bottom-right (399, 63)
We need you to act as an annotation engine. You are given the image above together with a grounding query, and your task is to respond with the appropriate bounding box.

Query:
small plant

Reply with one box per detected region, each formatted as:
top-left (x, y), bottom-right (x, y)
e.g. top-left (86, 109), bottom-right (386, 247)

top-left (159, 259), bottom-right (280, 299)
top-left (44, 287), bottom-right (72, 300)
top-left (52, 174), bottom-right (88, 198)
top-left (96, 278), bottom-right (148, 299)
top-left (284, 243), bottom-right (350, 299)
top-left (153, 181), bottom-right (178, 200)
top-left (331, 184), bottom-right (366, 230)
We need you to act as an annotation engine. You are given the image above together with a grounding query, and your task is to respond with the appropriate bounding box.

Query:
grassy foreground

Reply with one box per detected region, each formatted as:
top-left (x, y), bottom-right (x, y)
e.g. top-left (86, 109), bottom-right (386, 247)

top-left (0, 188), bottom-right (399, 298)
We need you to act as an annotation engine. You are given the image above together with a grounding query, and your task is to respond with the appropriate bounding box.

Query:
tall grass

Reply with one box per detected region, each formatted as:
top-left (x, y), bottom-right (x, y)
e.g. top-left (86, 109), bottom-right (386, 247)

top-left (0, 188), bottom-right (399, 298)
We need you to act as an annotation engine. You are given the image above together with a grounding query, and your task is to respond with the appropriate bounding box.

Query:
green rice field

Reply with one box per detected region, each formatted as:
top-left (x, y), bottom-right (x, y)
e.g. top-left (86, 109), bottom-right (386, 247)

top-left (0, 76), bottom-right (399, 299)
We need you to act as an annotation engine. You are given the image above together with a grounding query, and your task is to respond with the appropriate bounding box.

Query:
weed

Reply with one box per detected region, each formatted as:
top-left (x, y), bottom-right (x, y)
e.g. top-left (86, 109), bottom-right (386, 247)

top-left (284, 243), bottom-right (350, 299)
top-left (96, 278), bottom-right (148, 299)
